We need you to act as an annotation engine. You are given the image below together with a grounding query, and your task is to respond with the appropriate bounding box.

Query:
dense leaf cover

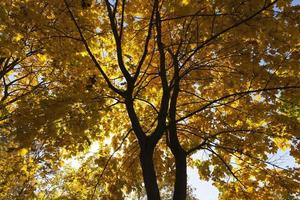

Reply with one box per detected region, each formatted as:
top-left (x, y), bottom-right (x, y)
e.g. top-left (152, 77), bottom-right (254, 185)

top-left (0, 0), bottom-right (299, 199)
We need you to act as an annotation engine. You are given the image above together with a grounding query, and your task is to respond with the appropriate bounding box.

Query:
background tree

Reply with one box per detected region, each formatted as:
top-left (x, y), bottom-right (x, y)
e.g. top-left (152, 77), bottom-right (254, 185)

top-left (0, 0), bottom-right (299, 199)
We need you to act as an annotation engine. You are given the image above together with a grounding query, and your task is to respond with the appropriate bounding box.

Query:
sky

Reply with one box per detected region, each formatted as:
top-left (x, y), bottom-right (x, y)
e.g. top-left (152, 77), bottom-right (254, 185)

top-left (293, 0), bottom-right (300, 5)
top-left (188, 167), bottom-right (219, 200)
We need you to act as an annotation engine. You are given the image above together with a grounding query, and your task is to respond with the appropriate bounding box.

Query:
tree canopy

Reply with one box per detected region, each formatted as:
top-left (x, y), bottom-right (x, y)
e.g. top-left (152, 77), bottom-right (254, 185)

top-left (0, 0), bottom-right (299, 199)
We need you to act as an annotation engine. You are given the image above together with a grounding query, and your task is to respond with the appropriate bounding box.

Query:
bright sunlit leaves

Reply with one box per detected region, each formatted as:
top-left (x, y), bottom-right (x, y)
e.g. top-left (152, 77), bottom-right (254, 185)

top-left (181, 0), bottom-right (190, 6)
top-left (13, 33), bottom-right (23, 42)
top-left (273, 137), bottom-right (290, 151)
top-left (0, 0), bottom-right (299, 199)
top-left (18, 148), bottom-right (28, 156)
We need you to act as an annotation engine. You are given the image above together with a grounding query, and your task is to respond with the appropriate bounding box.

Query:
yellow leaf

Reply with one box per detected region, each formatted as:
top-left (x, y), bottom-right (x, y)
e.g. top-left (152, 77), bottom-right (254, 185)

top-left (38, 54), bottom-right (48, 62)
top-left (13, 33), bottom-right (23, 42)
top-left (235, 120), bottom-right (243, 126)
top-left (18, 148), bottom-right (28, 156)
top-left (180, 0), bottom-right (191, 6)
top-left (21, 165), bottom-right (27, 172)
top-left (273, 137), bottom-right (290, 151)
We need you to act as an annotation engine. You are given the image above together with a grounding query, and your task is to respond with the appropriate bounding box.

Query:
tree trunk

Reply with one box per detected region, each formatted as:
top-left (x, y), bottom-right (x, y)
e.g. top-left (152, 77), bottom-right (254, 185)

top-left (173, 153), bottom-right (187, 200)
top-left (140, 147), bottom-right (161, 200)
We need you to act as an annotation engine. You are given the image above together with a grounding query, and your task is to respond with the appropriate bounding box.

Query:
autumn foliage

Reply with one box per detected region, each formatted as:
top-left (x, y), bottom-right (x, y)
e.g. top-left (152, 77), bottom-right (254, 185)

top-left (0, 0), bottom-right (300, 199)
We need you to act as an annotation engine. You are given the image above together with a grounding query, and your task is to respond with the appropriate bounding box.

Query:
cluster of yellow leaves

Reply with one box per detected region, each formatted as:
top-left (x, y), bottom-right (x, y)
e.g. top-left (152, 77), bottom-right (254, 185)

top-left (0, 0), bottom-right (299, 199)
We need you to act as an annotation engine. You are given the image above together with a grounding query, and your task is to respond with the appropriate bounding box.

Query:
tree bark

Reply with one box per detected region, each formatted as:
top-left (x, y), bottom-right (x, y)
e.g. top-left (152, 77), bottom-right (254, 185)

top-left (140, 146), bottom-right (161, 200)
top-left (172, 151), bottom-right (187, 200)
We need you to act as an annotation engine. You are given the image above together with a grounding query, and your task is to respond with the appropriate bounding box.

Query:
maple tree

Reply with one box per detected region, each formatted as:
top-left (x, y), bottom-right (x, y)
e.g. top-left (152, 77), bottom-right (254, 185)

top-left (1, 0), bottom-right (300, 199)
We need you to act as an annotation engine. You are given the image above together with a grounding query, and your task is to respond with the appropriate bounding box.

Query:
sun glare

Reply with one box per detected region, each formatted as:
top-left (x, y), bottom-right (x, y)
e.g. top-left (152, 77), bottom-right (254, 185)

top-left (63, 141), bottom-right (100, 170)
top-left (89, 141), bottom-right (100, 153)
top-left (69, 159), bottom-right (81, 170)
